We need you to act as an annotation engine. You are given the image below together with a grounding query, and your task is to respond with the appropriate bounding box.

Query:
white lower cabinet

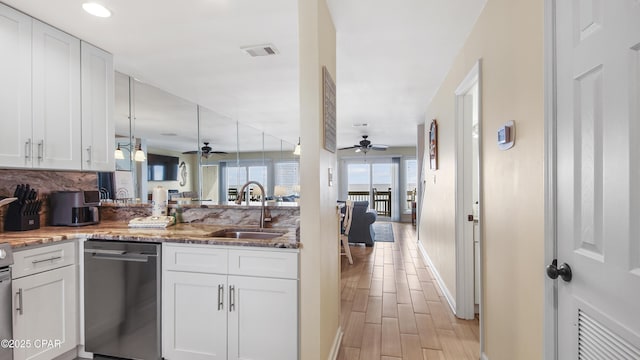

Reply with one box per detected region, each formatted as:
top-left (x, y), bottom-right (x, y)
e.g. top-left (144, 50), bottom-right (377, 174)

top-left (162, 244), bottom-right (299, 360)
top-left (12, 264), bottom-right (77, 360)
top-left (163, 271), bottom-right (228, 360)
top-left (227, 275), bottom-right (297, 360)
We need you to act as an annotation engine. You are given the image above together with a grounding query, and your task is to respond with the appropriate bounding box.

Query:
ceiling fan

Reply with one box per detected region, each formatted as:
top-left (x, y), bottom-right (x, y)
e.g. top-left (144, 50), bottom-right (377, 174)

top-left (339, 135), bottom-right (388, 154)
top-left (183, 142), bottom-right (228, 159)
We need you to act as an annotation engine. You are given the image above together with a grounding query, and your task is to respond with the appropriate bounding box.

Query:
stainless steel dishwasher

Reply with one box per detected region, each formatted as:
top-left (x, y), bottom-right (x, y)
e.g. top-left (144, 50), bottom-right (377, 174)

top-left (0, 243), bottom-right (14, 360)
top-left (84, 240), bottom-right (161, 360)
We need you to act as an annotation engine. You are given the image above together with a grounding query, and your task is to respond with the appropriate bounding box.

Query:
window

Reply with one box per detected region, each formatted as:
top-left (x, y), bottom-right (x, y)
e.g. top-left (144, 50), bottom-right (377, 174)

top-left (404, 159), bottom-right (417, 212)
top-left (226, 164), bottom-right (268, 200)
top-left (274, 161), bottom-right (299, 194)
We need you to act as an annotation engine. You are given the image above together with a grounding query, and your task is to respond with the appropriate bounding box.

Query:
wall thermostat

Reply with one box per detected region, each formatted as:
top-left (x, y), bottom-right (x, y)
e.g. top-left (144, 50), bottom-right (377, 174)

top-left (498, 120), bottom-right (515, 150)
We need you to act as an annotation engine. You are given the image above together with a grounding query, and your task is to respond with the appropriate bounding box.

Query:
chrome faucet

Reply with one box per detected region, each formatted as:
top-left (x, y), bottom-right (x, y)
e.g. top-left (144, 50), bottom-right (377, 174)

top-left (235, 181), bottom-right (270, 229)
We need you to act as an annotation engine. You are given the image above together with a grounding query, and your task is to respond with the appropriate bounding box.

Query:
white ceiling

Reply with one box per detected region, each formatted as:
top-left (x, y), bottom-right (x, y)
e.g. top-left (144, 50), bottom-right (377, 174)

top-left (2, 0), bottom-right (486, 149)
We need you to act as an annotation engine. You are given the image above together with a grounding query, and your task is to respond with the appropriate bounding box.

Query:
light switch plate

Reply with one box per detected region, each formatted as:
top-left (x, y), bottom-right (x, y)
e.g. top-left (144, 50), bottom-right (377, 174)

top-left (328, 168), bottom-right (333, 187)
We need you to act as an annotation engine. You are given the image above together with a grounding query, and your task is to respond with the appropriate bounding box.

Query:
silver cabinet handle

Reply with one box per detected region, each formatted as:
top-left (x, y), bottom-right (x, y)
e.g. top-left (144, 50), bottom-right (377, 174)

top-left (16, 288), bottom-right (23, 315)
top-left (32, 256), bottom-right (62, 264)
top-left (25, 139), bottom-right (32, 162)
top-left (218, 284), bottom-right (224, 311)
top-left (86, 146), bottom-right (92, 164)
top-left (37, 140), bottom-right (44, 162)
top-left (229, 285), bottom-right (235, 312)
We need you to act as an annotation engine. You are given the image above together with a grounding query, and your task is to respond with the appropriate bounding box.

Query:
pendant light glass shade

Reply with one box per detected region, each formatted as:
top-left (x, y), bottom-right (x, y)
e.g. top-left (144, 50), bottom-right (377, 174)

top-left (114, 144), bottom-right (125, 160)
top-left (293, 137), bottom-right (301, 155)
top-left (134, 144), bottom-right (146, 162)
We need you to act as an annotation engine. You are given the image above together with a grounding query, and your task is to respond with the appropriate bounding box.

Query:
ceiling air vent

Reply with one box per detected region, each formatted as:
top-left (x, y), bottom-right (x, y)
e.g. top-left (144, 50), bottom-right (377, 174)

top-left (241, 44), bottom-right (279, 57)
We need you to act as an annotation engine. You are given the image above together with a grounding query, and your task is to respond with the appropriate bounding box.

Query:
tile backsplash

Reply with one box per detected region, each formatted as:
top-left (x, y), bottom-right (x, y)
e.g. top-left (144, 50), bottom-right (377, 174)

top-left (0, 169), bottom-right (98, 232)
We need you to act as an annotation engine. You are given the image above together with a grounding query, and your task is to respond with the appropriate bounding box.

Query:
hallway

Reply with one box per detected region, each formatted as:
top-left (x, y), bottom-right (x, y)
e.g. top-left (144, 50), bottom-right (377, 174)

top-left (338, 222), bottom-right (479, 360)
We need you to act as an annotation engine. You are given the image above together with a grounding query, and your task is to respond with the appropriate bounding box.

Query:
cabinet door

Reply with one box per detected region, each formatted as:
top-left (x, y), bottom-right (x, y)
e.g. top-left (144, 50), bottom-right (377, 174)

top-left (32, 20), bottom-right (81, 170)
top-left (0, 4), bottom-right (32, 168)
top-left (228, 276), bottom-right (298, 360)
top-left (163, 271), bottom-right (228, 360)
top-left (12, 265), bottom-right (77, 360)
top-left (81, 41), bottom-right (114, 171)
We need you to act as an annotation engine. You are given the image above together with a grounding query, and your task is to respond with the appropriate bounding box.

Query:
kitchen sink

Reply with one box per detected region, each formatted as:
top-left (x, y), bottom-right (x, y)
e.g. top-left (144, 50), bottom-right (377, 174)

top-left (224, 231), bottom-right (284, 239)
top-left (209, 229), bottom-right (286, 240)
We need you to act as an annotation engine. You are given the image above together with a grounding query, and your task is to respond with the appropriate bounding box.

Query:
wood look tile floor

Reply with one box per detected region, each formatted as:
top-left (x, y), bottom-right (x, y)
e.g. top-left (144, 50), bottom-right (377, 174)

top-left (338, 222), bottom-right (479, 360)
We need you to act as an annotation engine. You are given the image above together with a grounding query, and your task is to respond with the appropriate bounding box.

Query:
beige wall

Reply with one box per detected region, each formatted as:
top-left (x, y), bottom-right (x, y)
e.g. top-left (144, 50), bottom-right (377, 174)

top-left (298, 0), bottom-right (340, 359)
top-left (418, 0), bottom-right (544, 359)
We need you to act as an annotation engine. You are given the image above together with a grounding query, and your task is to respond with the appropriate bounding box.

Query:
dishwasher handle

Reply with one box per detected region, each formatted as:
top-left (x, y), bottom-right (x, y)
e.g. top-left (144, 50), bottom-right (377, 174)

top-left (88, 250), bottom-right (152, 262)
top-left (0, 268), bottom-right (10, 282)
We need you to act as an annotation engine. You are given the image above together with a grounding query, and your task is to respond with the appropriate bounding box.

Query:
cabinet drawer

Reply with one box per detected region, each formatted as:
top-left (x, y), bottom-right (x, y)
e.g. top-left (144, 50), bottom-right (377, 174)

top-left (163, 244), bottom-right (228, 274)
top-left (12, 241), bottom-right (76, 279)
top-left (228, 250), bottom-right (298, 279)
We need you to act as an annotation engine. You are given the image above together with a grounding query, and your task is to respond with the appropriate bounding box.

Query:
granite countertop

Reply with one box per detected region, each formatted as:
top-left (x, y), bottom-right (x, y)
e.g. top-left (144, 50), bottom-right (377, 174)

top-left (0, 221), bottom-right (300, 250)
top-left (100, 201), bottom-right (299, 210)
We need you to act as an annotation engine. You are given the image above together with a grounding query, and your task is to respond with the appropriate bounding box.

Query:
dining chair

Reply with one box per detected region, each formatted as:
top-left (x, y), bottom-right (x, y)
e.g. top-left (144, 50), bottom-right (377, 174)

top-left (341, 200), bottom-right (354, 265)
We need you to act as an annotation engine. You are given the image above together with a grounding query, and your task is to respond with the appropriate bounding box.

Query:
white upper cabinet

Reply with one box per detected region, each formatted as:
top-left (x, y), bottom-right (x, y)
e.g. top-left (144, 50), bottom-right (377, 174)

top-left (0, 3), bottom-right (114, 171)
top-left (81, 42), bottom-right (114, 171)
top-left (32, 19), bottom-right (81, 170)
top-left (0, 5), bottom-right (32, 167)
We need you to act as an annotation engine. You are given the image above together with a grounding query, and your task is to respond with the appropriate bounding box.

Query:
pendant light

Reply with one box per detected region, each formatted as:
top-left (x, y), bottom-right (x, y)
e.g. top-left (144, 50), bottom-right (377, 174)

top-left (114, 143), bottom-right (125, 160)
top-left (134, 143), bottom-right (146, 162)
top-left (293, 137), bottom-right (301, 155)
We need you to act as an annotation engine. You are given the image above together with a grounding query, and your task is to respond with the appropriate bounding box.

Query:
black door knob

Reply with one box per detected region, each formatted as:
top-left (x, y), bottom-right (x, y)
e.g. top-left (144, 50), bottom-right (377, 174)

top-left (546, 259), bottom-right (572, 282)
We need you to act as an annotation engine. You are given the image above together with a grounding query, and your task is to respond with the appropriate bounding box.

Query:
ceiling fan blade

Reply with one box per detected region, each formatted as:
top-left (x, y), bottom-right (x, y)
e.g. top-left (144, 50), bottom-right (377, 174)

top-left (182, 150), bottom-right (199, 154)
top-left (371, 145), bottom-right (388, 150)
top-left (338, 146), bottom-right (358, 150)
top-left (211, 151), bottom-right (228, 155)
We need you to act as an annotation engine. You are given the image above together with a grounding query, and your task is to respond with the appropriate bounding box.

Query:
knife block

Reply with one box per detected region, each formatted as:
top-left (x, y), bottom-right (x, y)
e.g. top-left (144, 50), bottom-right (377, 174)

top-left (4, 202), bottom-right (40, 231)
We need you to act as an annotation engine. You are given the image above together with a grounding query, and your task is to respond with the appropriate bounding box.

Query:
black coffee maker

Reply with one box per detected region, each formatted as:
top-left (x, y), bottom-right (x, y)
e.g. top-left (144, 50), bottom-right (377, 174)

top-left (50, 191), bottom-right (100, 226)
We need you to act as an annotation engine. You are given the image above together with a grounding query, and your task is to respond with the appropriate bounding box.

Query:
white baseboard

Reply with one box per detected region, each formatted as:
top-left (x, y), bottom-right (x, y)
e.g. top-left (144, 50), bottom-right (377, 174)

top-left (481, 352), bottom-right (489, 360)
top-left (328, 326), bottom-right (343, 360)
top-left (53, 348), bottom-right (78, 360)
top-left (417, 240), bottom-right (457, 315)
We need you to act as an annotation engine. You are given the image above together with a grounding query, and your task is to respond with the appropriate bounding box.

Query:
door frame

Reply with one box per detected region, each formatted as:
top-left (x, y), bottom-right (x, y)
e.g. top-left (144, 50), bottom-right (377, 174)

top-left (454, 59), bottom-right (482, 321)
top-left (543, 0), bottom-right (558, 359)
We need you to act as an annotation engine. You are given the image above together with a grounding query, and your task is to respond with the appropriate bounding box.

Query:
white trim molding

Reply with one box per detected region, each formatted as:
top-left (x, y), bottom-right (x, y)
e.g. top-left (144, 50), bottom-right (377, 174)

top-left (543, 0), bottom-right (558, 359)
top-left (328, 327), bottom-right (343, 360)
top-left (417, 241), bottom-right (456, 314)
top-left (481, 352), bottom-right (490, 360)
top-left (454, 59), bottom-right (482, 321)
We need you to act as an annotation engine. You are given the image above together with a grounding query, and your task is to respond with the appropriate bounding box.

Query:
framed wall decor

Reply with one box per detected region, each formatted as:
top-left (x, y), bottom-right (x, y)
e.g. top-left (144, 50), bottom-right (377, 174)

top-left (322, 66), bottom-right (337, 153)
top-left (429, 119), bottom-right (438, 170)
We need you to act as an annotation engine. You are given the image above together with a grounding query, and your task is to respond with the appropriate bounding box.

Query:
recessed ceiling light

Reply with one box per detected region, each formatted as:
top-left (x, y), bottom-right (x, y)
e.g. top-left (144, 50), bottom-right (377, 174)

top-left (82, 2), bottom-right (111, 18)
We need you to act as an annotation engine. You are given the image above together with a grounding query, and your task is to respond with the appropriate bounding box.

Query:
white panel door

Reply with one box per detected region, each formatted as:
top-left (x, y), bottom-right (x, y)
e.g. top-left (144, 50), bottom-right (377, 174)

top-left (162, 271), bottom-right (228, 360)
top-left (32, 20), bottom-right (81, 170)
top-left (555, 1), bottom-right (640, 358)
top-left (81, 41), bottom-right (114, 171)
top-left (227, 276), bottom-right (297, 360)
top-left (0, 4), bottom-right (32, 168)
top-left (12, 265), bottom-right (77, 360)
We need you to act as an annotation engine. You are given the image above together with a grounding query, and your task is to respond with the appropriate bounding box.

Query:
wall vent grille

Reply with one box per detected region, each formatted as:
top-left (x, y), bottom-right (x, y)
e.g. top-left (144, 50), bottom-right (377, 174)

top-left (578, 310), bottom-right (640, 360)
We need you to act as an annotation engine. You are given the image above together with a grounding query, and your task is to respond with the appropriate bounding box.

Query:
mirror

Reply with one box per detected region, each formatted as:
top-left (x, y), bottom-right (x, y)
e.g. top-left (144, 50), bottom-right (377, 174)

top-left (107, 72), bottom-right (299, 206)
top-left (198, 106), bottom-right (237, 204)
top-left (134, 79), bottom-right (198, 201)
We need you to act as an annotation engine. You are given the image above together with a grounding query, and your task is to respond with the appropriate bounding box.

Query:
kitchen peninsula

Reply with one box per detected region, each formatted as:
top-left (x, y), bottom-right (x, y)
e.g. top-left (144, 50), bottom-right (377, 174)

top-left (0, 207), bottom-right (300, 360)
